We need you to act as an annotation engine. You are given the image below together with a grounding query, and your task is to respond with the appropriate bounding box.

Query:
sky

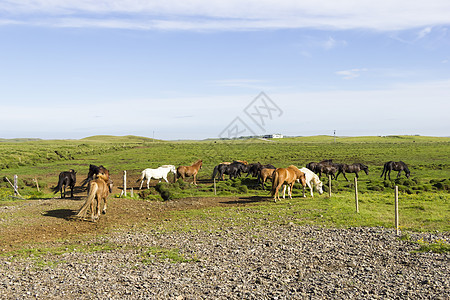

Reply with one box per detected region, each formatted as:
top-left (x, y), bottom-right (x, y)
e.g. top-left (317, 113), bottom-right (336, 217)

top-left (1, 1), bottom-right (449, 140)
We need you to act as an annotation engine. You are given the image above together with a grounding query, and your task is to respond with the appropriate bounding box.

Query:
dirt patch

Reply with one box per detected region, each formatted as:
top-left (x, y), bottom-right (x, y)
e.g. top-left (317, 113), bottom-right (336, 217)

top-left (0, 172), bottom-right (268, 252)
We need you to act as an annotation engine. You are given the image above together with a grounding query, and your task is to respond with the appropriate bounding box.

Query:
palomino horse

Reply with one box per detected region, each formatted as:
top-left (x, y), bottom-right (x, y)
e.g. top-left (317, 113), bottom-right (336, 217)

top-left (380, 161), bottom-right (410, 180)
top-left (176, 160), bottom-right (203, 185)
top-left (53, 169), bottom-right (77, 198)
top-left (335, 163), bottom-right (369, 181)
top-left (271, 165), bottom-right (306, 202)
top-left (299, 167), bottom-right (324, 197)
top-left (137, 165), bottom-right (177, 189)
top-left (76, 171), bottom-right (112, 222)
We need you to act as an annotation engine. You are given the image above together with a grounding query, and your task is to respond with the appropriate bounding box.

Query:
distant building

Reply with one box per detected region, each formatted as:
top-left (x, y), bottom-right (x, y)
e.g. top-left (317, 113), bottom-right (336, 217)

top-left (263, 134), bottom-right (284, 139)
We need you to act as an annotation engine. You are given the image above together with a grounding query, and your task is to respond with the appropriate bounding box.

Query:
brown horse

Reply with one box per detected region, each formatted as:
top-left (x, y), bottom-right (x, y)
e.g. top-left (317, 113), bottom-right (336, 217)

top-left (271, 165), bottom-right (306, 202)
top-left (80, 164), bottom-right (110, 189)
top-left (75, 171), bottom-right (112, 222)
top-left (260, 168), bottom-right (276, 190)
top-left (176, 159), bottom-right (203, 185)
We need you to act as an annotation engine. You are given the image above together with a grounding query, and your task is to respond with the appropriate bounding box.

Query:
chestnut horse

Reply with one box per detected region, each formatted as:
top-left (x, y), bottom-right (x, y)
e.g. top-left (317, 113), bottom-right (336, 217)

top-left (176, 160), bottom-right (203, 185)
top-left (76, 171), bottom-right (112, 222)
top-left (271, 165), bottom-right (306, 202)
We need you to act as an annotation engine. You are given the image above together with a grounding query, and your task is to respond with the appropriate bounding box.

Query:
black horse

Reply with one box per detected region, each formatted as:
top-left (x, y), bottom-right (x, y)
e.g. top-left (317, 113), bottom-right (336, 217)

top-left (335, 163), bottom-right (369, 181)
top-left (305, 162), bottom-right (319, 173)
top-left (53, 169), bottom-right (76, 198)
top-left (212, 162), bottom-right (246, 181)
top-left (380, 161), bottom-right (410, 180)
top-left (315, 160), bottom-right (339, 179)
top-left (80, 164), bottom-right (109, 187)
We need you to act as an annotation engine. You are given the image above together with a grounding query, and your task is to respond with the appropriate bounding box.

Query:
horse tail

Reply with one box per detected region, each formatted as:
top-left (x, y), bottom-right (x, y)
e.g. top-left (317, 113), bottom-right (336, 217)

top-left (53, 175), bottom-right (65, 194)
top-left (380, 162), bottom-right (387, 178)
top-left (76, 182), bottom-right (98, 219)
top-left (212, 165), bottom-right (219, 180)
top-left (270, 171), bottom-right (279, 197)
top-left (136, 170), bottom-right (145, 183)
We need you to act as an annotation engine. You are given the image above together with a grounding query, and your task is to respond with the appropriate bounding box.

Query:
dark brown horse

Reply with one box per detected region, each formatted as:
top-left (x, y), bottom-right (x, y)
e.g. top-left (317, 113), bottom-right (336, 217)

top-left (335, 163), bottom-right (369, 181)
top-left (177, 159), bottom-right (203, 185)
top-left (80, 164), bottom-right (109, 186)
top-left (53, 169), bottom-right (77, 198)
top-left (381, 161), bottom-right (410, 180)
top-left (315, 160), bottom-right (339, 179)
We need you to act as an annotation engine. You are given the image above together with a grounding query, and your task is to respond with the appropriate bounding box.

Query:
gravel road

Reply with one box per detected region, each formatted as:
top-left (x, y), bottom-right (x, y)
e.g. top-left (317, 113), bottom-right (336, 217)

top-left (1, 225), bottom-right (448, 299)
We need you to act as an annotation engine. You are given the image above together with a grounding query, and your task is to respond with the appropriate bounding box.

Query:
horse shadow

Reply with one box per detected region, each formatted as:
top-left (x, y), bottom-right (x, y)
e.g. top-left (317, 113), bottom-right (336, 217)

top-left (42, 209), bottom-right (78, 220)
top-left (220, 196), bottom-right (269, 205)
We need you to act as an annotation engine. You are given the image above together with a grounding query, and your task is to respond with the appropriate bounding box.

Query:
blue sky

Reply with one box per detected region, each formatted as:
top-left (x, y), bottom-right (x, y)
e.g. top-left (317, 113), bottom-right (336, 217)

top-left (1, 1), bottom-right (449, 140)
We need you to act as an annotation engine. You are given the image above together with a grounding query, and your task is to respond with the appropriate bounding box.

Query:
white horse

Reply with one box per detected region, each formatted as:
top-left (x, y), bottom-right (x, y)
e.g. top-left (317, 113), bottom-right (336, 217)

top-left (138, 165), bottom-right (177, 189)
top-left (282, 167), bottom-right (324, 198)
top-left (299, 167), bottom-right (323, 197)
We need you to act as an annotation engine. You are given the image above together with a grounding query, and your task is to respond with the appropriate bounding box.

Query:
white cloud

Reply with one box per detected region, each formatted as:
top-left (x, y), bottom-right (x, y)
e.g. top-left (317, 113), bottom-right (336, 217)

top-left (417, 26), bottom-right (432, 39)
top-left (335, 68), bottom-right (368, 80)
top-left (1, 1), bottom-right (450, 31)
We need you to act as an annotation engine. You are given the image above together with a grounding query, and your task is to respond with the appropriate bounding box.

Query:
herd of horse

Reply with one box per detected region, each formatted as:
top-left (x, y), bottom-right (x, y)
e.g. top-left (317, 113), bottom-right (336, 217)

top-left (55, 158), bottom-right (410, 221)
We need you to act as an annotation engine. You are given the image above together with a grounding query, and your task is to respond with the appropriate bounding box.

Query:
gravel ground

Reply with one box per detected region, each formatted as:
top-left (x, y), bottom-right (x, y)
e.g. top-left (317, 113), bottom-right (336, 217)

top-left (1, 225), bottom-right (448, 299)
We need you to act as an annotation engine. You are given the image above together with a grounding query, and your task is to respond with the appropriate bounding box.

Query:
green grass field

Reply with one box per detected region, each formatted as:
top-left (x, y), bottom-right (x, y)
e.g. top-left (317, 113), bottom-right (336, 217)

top-left (0, 135), bottom-right (449, 232)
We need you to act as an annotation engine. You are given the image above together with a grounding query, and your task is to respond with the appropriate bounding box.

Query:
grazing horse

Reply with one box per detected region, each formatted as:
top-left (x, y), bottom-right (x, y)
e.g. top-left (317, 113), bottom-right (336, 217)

top-left (260, 168), bottom-right (276, 190)
top-left (335, 163), bottom-right (369, 181)
top-left (80, 164), bottom-right (110, 188)
top-left (247, 163), bottom-right (276, 182)
top-left (381, 161), bottom-right (410, 180)
top-left (305, 162), bottom-right (319, 173)
top-left (299, 167), bottom-right (324, 197)
top-left (315, 160), bottom-right (339, 179)
top-left (53, 169), bottom-right (77, 198)
top-left (212, 162), bottom-right (245, 181)
top-left (138, 165), bottom-right (177, 189)
top-left (76, 171), bottom-right (112, 222)
top-left (177, 160), bottom-right (203, 185)
top-left (271, 165), bottom-right (306, 202)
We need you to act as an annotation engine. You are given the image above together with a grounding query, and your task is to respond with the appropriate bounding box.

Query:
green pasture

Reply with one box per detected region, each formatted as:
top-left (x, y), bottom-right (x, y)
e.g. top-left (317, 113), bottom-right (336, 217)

top-left (0, 135), bottom-right (449, 233)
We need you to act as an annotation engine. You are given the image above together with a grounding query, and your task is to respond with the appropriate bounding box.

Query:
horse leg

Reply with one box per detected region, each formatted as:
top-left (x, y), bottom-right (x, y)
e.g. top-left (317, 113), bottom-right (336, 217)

top-left (139, 178), bottom-right (144, 190)
top-left (146, 178), bottom-right (151, 189)
top-left (288, 183), bottom-right (294, 199)
top-left (342, 172), bottom-right (349, 182)
top-left (102, 197), bottom-right (107, 214)
top-left (397, 170), bottom-right (402, 178)
top-left (388, 170), bottom-right (391, 180)
top-left (163, 175), bottom-right (169, 183)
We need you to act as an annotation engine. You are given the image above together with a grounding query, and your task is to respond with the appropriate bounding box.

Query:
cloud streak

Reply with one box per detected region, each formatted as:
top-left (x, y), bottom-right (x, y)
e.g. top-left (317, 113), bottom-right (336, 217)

top-left (2, 1), bottom-right (450, 31)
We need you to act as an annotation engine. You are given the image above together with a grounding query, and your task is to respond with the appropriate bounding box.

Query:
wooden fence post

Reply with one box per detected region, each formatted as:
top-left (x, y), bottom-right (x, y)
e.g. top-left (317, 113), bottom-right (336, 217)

top-left (328, 175), bottom-right (332, 197)
top-left (33, 177), bottom-right (40, 192)
top-left (14, 175), bottom-right (18, 196)
top-left (395, 185), bottom-right (399, 236)
top-left (354, 177), bottom-right (359, 213)
top-left (123, 171), bottom-right (127, 197)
